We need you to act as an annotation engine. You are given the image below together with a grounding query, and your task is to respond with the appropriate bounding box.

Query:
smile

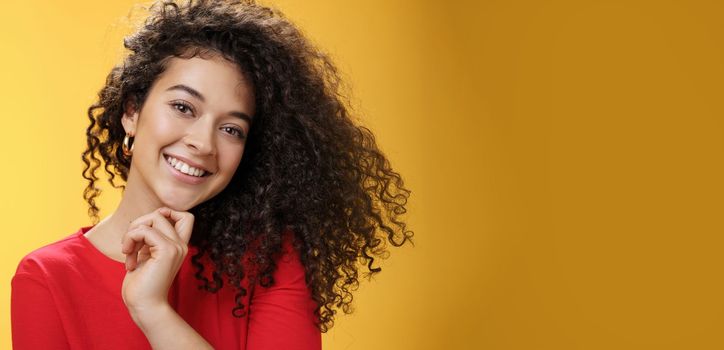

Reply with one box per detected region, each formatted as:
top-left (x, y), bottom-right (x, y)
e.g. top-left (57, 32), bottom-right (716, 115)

top-left (165, 155), bottom-right (208, 177)
top-left (164, 155), bottom-right (211, 185)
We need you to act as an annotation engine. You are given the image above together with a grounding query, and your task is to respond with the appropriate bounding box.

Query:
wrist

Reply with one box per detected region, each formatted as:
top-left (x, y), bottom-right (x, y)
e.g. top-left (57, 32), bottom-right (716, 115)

top-left (130, 302), bottom-right (174, 333)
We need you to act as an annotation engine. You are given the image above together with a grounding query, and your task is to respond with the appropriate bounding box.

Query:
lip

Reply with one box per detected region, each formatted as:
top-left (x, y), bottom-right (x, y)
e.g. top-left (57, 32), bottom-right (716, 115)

top-left (163, 155), bottom-right (210, 185)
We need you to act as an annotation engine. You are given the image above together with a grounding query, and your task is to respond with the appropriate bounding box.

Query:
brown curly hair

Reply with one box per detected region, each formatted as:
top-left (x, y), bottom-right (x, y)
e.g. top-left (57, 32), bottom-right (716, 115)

top-left (81, 0), bottom-right (414, 332)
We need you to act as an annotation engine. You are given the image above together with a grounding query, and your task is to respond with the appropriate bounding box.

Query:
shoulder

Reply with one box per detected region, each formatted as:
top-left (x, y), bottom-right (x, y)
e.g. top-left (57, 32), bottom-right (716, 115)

top-left (252, 228), bottom-right (308, 290)
top-left (13, 227), bottom-right (86, 280)
top-left (275, 228), bottom-right (306, 274)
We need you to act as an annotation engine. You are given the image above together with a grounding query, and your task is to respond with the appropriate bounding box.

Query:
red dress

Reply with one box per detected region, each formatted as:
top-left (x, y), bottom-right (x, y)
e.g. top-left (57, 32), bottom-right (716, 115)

top-left (11, 226), bottom-right (321, 350)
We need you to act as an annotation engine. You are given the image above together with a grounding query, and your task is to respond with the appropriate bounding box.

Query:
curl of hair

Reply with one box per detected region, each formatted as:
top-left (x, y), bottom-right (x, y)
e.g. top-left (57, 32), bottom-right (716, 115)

top-left (81, 0), bottom-right (414, 332)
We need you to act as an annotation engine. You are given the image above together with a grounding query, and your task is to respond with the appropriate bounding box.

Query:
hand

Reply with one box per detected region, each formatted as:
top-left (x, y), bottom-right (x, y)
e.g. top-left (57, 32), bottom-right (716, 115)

top-left (120, 207), bottom-right (194, 318)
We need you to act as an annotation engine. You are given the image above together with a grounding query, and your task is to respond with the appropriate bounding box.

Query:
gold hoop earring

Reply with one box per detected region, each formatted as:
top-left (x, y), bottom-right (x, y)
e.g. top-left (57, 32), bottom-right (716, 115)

top-left (122, 133), bottom-right (135, 156)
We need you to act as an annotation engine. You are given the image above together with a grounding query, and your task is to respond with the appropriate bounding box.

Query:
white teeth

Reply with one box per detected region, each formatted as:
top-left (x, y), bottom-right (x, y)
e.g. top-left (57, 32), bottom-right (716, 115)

top-left (165, 156), bottom-right (206, 177)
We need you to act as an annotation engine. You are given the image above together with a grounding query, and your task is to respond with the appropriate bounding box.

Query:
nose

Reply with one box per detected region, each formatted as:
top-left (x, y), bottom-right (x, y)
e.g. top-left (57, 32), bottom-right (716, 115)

top-left (184, 116), bottom-right (216, 156)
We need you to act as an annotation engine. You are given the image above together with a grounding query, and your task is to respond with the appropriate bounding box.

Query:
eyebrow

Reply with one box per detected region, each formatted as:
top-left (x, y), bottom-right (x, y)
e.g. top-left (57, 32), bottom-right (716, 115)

top-left (165, 84), bottom-right (253, 124)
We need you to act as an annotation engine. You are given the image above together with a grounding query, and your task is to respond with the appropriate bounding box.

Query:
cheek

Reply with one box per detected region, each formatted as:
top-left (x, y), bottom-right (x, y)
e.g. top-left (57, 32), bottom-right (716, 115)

top-left (219, 144), bottom-right (245, 173)
top-left (148, 111), bottom-right (177, 136)
top-left (138, 110), bottom-right (175, 144)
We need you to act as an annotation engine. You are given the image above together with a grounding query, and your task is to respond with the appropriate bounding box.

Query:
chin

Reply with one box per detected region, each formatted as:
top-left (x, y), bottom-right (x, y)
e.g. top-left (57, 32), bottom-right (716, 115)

top-left (158, 194), bottom-right (199, 212)
top-left (166, 203), bottom-right (194, 212)
top-left (156, 202), bottom-right (189, 212)
top-left (156, 187), bottom-right (222, 212)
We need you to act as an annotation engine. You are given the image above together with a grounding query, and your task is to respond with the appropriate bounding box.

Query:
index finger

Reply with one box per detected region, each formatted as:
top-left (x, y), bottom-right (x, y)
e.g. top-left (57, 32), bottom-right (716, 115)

top-left (158, 207), bottom-right (194, 244)
top-left (128, 208), bottom-right (180, 242)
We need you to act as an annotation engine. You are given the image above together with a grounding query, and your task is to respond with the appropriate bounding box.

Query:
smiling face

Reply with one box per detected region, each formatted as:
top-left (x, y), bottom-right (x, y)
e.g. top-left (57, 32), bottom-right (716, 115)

top-left (121, 52), bottom-right (255, 211)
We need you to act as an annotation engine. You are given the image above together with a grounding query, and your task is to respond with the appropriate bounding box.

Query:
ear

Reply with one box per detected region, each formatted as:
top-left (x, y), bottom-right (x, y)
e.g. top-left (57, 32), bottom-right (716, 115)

top-left (121, 98), bottom-right (139, 135)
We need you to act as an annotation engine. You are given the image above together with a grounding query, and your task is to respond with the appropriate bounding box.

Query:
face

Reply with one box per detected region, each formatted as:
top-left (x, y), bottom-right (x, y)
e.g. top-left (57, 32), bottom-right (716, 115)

top-left (121, 53), bottom-right (255, 211)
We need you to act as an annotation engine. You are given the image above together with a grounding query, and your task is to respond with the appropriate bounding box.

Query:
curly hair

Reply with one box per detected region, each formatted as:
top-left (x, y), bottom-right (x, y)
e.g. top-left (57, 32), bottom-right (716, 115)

top-left (81, 0), bottom-right (413, 332)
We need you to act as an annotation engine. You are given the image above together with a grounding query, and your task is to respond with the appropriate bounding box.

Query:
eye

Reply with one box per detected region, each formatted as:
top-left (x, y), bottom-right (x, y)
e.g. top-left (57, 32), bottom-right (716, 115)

top-left (222, 126), bottom-right (246, 139)
top-left (170, 101), bottom-right (194, 115)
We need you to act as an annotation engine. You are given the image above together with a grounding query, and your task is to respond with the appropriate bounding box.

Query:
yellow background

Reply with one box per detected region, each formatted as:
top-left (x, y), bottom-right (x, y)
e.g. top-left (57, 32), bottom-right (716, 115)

top-left (2, 0), bottom-right (723, 349)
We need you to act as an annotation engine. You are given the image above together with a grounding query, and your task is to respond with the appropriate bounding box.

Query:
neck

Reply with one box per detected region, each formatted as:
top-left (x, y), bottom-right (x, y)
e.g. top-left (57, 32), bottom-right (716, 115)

top-left (95, 166), bottom-right (164, 242)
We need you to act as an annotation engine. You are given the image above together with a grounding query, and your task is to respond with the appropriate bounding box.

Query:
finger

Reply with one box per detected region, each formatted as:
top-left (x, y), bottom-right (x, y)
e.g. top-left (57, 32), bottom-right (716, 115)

top-left (136, 243), bottom-right (152, 267)
top-left (124, 240), bottom-right (145, 271)
top-left (122, 225), bottom-right (179, 271)
top-left (129, 208), bottom-right (182, 243)
top-left (159, 207), bottom-right (195, 244)
top-left (125, 226), bottom-right (168, 271)
top-left (123, 225), bottom-right (168, 271)
top-left (122, 226), bottom-right (149, 271)
top-left (121, 230), bottom-right (145, 256)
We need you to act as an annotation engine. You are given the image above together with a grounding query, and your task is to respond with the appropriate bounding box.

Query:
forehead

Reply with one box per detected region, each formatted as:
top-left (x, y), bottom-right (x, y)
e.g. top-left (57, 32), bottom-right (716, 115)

top-left (152, 54), bottom-right (255, 106)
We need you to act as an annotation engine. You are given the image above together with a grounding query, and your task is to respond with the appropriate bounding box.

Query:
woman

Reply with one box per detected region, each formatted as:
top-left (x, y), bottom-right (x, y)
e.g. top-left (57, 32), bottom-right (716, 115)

top-left (11, 0), bottom-right (413, 349)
